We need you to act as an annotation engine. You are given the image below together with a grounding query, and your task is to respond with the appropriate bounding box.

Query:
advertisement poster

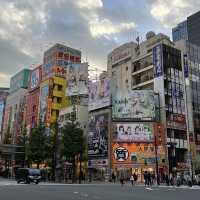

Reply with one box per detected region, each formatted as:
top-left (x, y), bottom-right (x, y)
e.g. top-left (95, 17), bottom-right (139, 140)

top-left (30, 68), bottom-right (40, 90)
top-left (112, 90), bottom-right (155, 120)
top-left (88, 78), bottom-right (110, 111)
top-left (112, 143), bottom-right (165, 165)
top-left (40, 84), bottom-right (49, 123)
top-left (88, 113), bottom-right (109, 158)
top-left (0, 100), bottom-right (4, 129)
top-left (66, 63), bottom-right (88, 96)
top-left (113, 123), bottom-right (153, 142)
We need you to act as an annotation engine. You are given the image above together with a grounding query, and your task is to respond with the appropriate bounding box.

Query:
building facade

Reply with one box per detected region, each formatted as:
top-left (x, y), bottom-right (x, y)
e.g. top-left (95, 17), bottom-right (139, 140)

top-left (25, 65), bottom-right (42, 132)
top-left (2, 69), bottom-right (30, 144)
top-left (172, 11), bottom-right (200, 46)
top-left (0, 88), bottom-right (9, 143)
top-left (107, 32), bottom-right (189, 180)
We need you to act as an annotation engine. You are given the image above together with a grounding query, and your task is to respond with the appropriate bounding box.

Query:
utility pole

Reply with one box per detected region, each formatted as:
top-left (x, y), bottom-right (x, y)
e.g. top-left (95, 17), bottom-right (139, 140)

top-left (154, 135), bottom-right (160, 185)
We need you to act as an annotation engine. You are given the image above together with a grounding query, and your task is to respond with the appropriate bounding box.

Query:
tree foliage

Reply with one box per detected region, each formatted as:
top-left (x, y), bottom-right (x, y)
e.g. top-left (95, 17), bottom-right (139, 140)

top-left (27, 121), bottom-right (48, 167)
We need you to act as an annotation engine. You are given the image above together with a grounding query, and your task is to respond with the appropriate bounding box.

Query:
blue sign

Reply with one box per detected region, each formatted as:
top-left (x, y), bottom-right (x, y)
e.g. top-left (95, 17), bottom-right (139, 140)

top-left (183, 54), bottom-right (189, 78)
top-left (153, 44), bottom-right (163, 78)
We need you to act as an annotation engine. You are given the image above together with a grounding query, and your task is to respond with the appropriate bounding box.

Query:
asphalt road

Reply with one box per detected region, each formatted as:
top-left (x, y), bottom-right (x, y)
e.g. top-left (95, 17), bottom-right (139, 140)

top-left (0, 182), bottom-right (200, 200)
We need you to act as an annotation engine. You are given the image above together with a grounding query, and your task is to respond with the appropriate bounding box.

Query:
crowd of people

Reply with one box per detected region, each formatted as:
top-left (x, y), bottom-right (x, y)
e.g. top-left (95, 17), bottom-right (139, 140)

top-left (111, 171), bottom-right (200, 187)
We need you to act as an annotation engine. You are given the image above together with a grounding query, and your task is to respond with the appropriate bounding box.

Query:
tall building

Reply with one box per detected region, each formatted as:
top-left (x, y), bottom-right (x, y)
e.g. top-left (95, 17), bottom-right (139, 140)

top-left (25, 65), bottom-right (42, 132)
top-left (172, 11), bottom-right (200, 46)
top-left (107, 32), bottom-right (188, 180)
top-left (2, 69), bottom-right (31, 144)
top-left (0, 88), bottom-right (9, 143)
top-left (40, 44), bottom-right (82, 126)
top-left (175, 40), bottom-right (200, 163)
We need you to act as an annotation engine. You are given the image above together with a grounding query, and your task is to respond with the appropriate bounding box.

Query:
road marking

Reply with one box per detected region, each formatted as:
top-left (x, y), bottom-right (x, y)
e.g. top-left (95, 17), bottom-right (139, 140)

top-left (145, 187), bottom-right (153, 190)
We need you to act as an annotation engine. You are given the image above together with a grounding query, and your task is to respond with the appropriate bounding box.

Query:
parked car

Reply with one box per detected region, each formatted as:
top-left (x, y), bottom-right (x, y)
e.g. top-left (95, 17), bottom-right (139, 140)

top-left (15, 168), bottom-right (41, 184)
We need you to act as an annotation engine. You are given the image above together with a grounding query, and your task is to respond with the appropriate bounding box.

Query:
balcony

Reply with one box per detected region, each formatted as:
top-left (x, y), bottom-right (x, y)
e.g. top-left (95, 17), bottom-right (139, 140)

top-left (52, 102), bottom-right (62, 110)
top-left (53, 90), bottom-right (64, 97)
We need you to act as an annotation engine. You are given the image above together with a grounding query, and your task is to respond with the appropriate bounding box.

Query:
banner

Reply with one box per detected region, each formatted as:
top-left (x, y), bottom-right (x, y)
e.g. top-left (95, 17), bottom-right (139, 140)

top-left (89, 78), bottom-right (110, 111)
top-left (40, 84), bottom-right (49, 123)
top-left (112, 90), bottom-right (155, 120)
top-left (112, 143), bottom-right (165, 165)
top-left (153, 44), bottom-right (163, 78)
top-left (66, 63), bottom-right (88, 96)
top-left (113, 123), bottom-right (153, 142)
top-left (88, 113), bottom-right (109, 158)
top-left (30, 67), bottom-right (40, 90)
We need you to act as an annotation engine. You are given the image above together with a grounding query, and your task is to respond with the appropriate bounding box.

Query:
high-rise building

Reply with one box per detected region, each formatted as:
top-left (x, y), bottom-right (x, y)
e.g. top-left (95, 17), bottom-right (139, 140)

top-left (172, 11), bottom-right (200, 46)
top-left (40, 44), bottom-right (82, 126)
top-left (2, 69), bottom-right (31, 144)
top-left (175, 40), bottom-right (200, 162)
top-left (108, 32), bottom-right (188, 179)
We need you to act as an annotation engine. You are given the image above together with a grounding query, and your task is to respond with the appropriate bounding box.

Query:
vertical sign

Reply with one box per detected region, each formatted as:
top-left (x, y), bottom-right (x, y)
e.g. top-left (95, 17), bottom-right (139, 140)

top-left (183, 54), bottom-right (189, 78)
top-left (153, 44), bottom-right (163, 78)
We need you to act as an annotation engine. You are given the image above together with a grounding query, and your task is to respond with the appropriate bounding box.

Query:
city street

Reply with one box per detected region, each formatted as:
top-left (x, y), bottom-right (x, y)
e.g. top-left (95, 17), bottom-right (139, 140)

top-left (0, 180), bottom-right (200, 200)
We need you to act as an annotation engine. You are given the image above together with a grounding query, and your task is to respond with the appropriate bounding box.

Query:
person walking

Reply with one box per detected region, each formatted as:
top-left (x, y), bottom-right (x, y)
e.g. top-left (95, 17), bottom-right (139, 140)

top-left (144, 171), bottom-right (148, 186)
top-left (130, 175), bottom-right (134, 186)
top-left (133, 173), bottom-right (138, 184)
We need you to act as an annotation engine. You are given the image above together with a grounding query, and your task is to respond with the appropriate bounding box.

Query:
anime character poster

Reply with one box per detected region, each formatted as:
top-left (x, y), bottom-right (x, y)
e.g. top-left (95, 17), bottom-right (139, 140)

top-left (88, 113), bottom-right (109, 158)
top-left (66, 63), bottom-right (88, 96)
top-left (88, 78), bottom-right (110, 111)
top-left (113, 123), bottom-right (153, 142)
top-left (112, 90), bottom-right (155, 120)
top-left (40, 84), bottom-right (49, 123)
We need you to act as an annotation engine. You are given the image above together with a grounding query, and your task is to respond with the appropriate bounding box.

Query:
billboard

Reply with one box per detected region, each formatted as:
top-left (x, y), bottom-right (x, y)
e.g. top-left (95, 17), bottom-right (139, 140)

top-left (88, 113), bottom-right (109, 158)
top-left (66, 63), bottom-right (88, 96)
top-left (153, 44), bottom-right (163, 78)
top-left (112, 90), bottom-right (155, 120)
top-left (30, 67), bottom-right (41, 90)
top-left (40, 84), bottom-right (49, 123)
top-left (113, 123), bottom-right (153, 143)
top-left (112, 143), bottom-right (165, 165)
top-left (88, 78), bottom-right (110, 111)
top-left (0, 100), bottom-right (5, 129)
top-left (10, 69), bottom-right (30, 93)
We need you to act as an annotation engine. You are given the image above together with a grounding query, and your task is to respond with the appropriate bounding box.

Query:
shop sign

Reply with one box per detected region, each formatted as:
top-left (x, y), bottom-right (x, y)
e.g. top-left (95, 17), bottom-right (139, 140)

top-left (167, 121), bottom-right (186, 130)
top-left (114, 147), bottom-right (129, 162)
top-left (153, 44), bottom-right (163, 78)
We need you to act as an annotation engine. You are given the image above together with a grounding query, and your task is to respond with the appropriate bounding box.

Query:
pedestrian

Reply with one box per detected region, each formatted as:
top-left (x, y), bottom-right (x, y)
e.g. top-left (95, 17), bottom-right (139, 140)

top-left (147, 172), bottom-right (151, 186)
top-left (165, 174), bottom-right (169, 186)
top-left (144, 171), bottom-right (148, 186)
top-left (120, 177), bottom-right (124, 186)
top-left (112, 172), bottom-right (116, 183)
top-left (133, 173), bottom-right (138, 184)
top-left (130, 175), bottom-right (134, 186)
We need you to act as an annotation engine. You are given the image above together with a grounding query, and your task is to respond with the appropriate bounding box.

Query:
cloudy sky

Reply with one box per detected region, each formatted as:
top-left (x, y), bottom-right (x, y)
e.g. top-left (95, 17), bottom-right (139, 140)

top-left (0, 0), bottom-right (200, 87)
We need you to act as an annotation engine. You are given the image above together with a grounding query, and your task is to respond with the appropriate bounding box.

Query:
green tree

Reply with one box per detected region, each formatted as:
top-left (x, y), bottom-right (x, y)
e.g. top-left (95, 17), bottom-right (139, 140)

top-left (61, 121), bottom-right (85, 183)
top-left (27, 121), bottom-right (48, 168)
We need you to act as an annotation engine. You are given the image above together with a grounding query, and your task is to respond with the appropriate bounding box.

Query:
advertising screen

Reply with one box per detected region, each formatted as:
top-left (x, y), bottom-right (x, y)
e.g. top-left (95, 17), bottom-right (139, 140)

top-left (112, 90), bottom-right (155, 120)
top-left (112, 143), bottom-right (165, 165)
top-left (88, 78), bottom-right (110, 111)
top-left (66, 63), bottom-right (88, 96)
top-left (113, 123), bottom-right (153, 142)
top-left (88, 113), bottom-right (109, 158)
top-left (0, 100), bottom-right (5, 129)
top-left (40, 84), bottom-right (49, 123)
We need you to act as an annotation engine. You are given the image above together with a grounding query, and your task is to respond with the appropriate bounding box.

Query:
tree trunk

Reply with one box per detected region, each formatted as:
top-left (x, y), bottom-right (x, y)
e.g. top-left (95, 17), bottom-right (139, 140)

top-left (72, 156), bottom-right (76, 183)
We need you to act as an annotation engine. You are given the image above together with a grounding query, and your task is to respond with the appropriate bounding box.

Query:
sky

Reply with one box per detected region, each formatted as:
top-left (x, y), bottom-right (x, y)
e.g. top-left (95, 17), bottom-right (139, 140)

top-left (0, 0), bottom-right (200, 87)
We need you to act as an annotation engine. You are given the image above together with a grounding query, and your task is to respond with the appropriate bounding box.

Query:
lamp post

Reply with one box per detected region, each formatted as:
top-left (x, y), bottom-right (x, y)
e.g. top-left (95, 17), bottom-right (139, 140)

top-left (154, 135), bottom-right (159, 185)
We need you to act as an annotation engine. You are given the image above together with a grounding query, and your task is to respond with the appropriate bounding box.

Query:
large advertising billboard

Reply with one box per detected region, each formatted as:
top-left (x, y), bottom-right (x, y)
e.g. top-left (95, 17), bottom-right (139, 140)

top-left (66, 63), bottom-right (88, 96)
top-left (0, 100), bottom-right (5, 129)
top-left (113, 123), bottom-right (153, 143)
top-left (40, 84), bottom-right (49, 123)
top-left (112, 143), bottom-right (165, 165)
top-left (30, 67), bottom-right (41, 90)
top-left (88, 78), bottom-right (110, 111)
top-left (88, 113), bottom-right (109, 158)
top-left (112, 90), bottom-right (155, 121)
